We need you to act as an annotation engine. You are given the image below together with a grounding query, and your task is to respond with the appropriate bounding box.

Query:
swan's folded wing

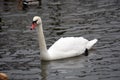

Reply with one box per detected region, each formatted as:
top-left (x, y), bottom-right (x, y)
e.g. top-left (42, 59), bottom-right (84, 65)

top-left (48, 37), bottom-right (89, 59)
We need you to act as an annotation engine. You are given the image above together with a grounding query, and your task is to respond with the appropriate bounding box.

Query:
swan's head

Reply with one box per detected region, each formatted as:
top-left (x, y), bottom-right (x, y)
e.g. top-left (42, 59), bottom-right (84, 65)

top-left (31, 16), bottom-right (42, 30)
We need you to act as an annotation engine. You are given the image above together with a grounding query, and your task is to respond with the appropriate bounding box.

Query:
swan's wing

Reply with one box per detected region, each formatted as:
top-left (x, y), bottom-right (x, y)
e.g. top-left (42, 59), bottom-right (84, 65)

top-left (48, 37), bottom-right (89, 59)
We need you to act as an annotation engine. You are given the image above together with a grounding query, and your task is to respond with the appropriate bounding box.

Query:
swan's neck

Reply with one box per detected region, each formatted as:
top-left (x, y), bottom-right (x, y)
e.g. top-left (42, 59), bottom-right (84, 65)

top-left (37, 23), bottom-right (49, 59)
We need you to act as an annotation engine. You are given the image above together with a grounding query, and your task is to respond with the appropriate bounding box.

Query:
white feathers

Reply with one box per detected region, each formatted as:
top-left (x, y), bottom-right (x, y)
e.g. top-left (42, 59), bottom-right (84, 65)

top-left (86, 39), bottom-right (98, 49)
top-left (47, 37), bottom-right (98, 60)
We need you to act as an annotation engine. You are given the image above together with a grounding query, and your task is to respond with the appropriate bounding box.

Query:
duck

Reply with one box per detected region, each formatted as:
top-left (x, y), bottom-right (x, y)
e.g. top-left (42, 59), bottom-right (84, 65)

top-left (30, 16), bottom-right (98, 60)
top-left (0, 73), bottom-right (8, 80)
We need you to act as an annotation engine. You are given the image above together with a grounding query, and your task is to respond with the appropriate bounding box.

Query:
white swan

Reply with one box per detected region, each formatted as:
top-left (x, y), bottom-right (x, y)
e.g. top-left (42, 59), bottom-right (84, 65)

top-left (31, 16), bottom-right (98, 60)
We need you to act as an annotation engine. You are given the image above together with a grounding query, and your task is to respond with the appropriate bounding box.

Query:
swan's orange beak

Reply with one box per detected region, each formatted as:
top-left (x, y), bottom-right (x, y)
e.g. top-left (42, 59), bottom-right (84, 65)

top-left (31, 23), bottom-right (36, 30)
top-left (31, 21), bottom-right (37, 30)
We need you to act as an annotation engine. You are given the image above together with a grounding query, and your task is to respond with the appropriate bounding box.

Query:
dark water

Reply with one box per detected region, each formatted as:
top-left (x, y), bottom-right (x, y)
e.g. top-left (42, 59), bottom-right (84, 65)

top-left (0, 0), bottom-right (120, 80)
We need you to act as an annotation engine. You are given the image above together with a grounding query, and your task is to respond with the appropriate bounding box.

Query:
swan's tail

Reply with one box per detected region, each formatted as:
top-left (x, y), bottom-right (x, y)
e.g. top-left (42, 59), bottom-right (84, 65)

top-left (86, 39), bottom-right (98, 49)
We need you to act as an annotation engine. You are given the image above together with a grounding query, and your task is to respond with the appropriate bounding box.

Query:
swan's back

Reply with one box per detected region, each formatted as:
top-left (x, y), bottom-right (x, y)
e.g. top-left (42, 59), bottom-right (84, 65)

top-left (48, 37), bottom-right (90, 60)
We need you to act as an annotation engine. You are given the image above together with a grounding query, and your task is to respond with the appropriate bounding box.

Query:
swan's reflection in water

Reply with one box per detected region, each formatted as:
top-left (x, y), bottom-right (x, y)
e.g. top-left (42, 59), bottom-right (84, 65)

top-left (41, 61), bottom-right (48, 80)
top-left (40, 55), bottom-right (86, 80)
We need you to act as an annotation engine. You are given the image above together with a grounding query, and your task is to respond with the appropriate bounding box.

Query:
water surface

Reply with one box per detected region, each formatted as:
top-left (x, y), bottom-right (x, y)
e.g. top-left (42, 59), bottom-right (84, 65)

top-left (0, 0), bottom-right (120, 80)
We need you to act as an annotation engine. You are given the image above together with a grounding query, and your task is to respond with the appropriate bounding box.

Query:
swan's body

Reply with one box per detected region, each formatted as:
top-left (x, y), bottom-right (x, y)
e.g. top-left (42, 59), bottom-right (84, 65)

top-left (31, 16), bottom-right (98, 60)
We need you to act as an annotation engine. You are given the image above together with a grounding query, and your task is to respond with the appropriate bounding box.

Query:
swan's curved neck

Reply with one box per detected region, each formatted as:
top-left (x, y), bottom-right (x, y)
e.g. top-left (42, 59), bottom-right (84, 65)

top-left (37, 23), bottom-right (48, 59)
